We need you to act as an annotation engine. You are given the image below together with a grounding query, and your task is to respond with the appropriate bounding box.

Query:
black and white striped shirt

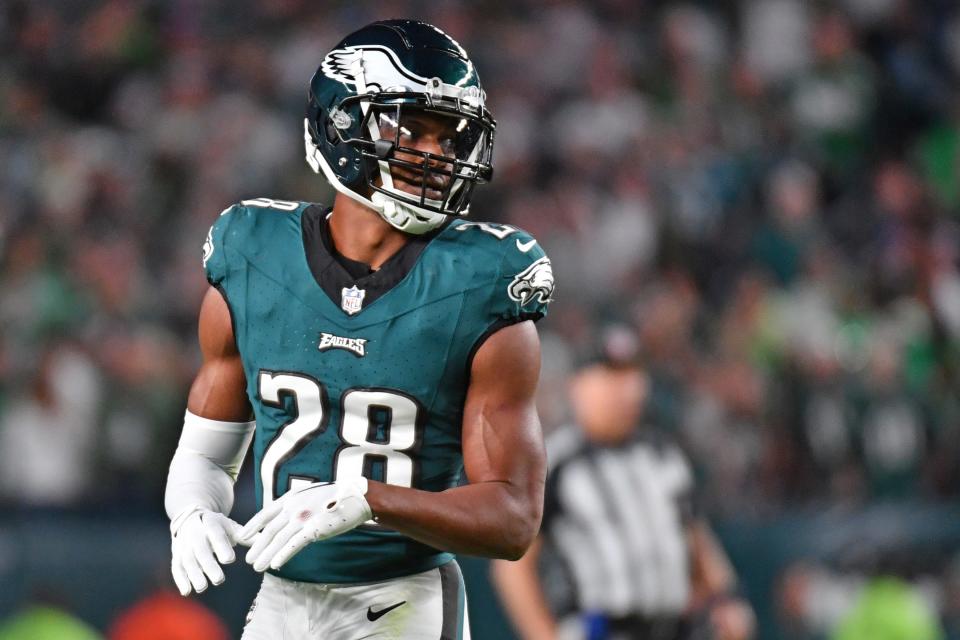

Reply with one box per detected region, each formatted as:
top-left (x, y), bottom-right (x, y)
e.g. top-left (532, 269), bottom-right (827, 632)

top-left (539, 425), bottom-right (696, 620)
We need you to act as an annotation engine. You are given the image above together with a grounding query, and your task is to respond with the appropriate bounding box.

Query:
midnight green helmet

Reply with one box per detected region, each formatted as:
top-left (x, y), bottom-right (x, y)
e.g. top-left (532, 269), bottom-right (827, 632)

top-left (305, 20), bottom-right (496, 234)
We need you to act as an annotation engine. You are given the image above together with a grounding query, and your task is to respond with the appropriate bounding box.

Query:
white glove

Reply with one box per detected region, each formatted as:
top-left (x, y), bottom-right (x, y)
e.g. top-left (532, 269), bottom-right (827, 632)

top-left (239, 478), bottom-right (372, 572)
top-left (170, 508), bottom-right (243, 596)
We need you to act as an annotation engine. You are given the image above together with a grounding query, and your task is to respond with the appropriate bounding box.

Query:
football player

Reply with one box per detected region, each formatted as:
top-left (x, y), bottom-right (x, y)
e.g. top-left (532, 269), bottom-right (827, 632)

top-left (163, 19), bottom-right (554, 639)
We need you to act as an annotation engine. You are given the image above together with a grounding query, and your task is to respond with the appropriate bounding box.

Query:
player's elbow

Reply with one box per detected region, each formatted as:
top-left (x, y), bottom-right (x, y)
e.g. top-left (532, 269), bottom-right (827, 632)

top-left (498, 501), bottom-right (542, 561)
top-left (500, 527), bottom-right (537, 561)
top-left (501, 540), bottom-right (533, 562)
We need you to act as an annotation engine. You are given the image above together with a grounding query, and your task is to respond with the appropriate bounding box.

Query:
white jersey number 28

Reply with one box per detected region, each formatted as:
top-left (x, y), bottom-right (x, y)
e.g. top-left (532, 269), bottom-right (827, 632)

top-left (257, 371), bottom-right (422, 506)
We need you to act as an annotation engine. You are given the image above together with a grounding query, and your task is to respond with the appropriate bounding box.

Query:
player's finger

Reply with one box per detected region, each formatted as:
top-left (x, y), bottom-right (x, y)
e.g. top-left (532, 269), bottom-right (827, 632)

top-left (183, 550), bottom-right (210, 594)
top-left (239, 503), bottom-right (282, 543)
top-left (268, 529), bottom-right (314, 571)
top-left (171, 559), bottom-right (193, 597)
top-left (245, 514), bottom-right (290, 567)
top-left (206, 519), bottom-right (237, 564)
top-left (222, 516), bottom-right (244, 544)
top-left (194, 537), bottom-right (226, 586)
top-left (252, 521), bottom-right (302, 573)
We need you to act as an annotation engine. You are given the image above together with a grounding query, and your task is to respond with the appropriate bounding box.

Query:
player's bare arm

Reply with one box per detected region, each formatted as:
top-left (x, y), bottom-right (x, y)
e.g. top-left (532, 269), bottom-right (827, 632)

top-left (364, 319), bottom-right (547, 560)
top-left (688, 520), bottom-right (756, 640)
top-left (188, 287), bottom-right (251, 421)
top-left (490, 537), bottom-right (559, 639)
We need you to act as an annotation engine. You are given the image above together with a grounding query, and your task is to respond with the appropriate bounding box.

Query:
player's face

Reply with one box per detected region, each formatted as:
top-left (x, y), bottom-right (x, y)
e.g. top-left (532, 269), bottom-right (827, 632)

top-left (375, 109), bottom-right (479, 201)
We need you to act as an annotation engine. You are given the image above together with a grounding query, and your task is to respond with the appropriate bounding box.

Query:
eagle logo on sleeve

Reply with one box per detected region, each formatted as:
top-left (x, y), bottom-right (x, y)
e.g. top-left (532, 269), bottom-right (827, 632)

top-left (507, 256), bottom-right (555, 306)
top-left (202, 226), bottom-right (214, 268)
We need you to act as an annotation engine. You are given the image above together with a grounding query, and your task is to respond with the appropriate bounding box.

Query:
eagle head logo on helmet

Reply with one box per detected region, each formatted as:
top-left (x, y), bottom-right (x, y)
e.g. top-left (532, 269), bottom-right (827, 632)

top-left (304, 20), bottom-right (496, 235)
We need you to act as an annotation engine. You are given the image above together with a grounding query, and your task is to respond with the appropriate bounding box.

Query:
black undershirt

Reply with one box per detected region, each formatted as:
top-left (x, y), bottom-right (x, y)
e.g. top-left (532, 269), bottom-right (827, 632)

top-left (300, 204), bottom-right (446, 310)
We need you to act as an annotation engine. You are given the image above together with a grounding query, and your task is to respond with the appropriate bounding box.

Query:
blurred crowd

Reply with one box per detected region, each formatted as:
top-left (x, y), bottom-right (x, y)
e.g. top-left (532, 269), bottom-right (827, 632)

top-left (4, 0), bottom-right (960, 636)
top-left (6, 0), bottom-right (958, 514)
top-left (2, 0), bottom-right (960, 508)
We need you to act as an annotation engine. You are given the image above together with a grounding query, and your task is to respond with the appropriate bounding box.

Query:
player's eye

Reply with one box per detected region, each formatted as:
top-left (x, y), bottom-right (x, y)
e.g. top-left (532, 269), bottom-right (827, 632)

top-left (399, 126), bottom-right (416, 143)
top-left (439, 137), bottom-right (456, 157)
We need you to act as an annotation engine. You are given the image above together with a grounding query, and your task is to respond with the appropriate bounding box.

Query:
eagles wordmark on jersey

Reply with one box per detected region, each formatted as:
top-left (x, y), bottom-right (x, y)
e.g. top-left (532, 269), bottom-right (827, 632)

top-left (203, 197), bottom-right (553, 584)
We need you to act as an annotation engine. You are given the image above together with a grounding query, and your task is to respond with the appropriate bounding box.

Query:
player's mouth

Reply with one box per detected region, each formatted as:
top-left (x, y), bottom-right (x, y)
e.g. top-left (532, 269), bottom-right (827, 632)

top-left (391, 169), bottom-right (449, 201)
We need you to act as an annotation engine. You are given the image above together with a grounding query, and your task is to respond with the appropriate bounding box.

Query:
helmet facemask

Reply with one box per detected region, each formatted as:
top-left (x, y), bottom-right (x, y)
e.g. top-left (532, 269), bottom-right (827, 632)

top-left (368, 97), bottom-right (493, 205)
top-left (308, 91), bottom-right (494, 234)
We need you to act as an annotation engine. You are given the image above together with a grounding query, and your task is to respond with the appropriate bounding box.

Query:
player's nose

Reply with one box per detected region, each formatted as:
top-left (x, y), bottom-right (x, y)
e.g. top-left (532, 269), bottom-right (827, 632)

top-left (410, 134), bottom-right (450, 161)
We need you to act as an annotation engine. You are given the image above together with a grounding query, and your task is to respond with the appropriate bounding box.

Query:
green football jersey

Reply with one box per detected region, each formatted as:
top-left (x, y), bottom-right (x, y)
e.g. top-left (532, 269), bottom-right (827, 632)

top-left (202, 197), bottom-right (553, 584)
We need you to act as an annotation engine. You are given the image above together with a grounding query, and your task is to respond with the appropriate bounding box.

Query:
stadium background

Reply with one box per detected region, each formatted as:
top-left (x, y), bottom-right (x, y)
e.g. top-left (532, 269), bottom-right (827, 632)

top-left (3, 0), bottom-right (960, 637)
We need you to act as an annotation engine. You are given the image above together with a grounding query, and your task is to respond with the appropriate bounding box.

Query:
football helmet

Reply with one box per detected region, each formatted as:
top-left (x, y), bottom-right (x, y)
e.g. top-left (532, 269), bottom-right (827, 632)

top-left (305, 20), bottom-right (496, 234)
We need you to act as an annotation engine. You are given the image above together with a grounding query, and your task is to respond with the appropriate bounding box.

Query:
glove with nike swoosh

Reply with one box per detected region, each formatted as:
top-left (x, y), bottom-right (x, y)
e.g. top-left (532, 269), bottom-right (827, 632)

top-left (239, 478), bottom-right (372, 572)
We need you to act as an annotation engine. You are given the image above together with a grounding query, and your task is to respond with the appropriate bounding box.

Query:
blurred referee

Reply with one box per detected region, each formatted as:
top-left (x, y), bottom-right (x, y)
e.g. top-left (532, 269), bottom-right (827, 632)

top-left (492, 328), bottom-right (754, 640)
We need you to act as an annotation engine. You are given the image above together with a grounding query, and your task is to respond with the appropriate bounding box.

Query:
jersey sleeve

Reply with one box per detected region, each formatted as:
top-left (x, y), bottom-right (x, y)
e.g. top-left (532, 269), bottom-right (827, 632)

top-left (202, 205), bottom-right (241, 285)
top-left (491, 229), bottom-right (554, 322)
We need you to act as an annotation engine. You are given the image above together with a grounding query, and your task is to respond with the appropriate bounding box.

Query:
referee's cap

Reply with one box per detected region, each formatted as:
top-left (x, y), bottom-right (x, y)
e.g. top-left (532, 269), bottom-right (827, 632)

top-left (595, 324), bottom-right (641, 369)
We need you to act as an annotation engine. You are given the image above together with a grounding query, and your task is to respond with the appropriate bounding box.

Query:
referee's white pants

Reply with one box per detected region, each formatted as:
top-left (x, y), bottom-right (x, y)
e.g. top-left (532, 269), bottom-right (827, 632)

top-left (240, 560), bottom-right (471, 640)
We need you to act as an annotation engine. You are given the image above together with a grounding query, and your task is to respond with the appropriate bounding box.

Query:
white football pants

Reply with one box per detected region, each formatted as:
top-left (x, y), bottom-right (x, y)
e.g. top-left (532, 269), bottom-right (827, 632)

top-left (241, 561), bottom-right (471, 640)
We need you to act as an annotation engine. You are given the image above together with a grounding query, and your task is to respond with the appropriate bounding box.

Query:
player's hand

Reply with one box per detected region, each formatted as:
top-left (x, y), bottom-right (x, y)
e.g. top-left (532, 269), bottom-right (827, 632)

top-left (239, 478), bottom-right (371, 572)
top-left (170, 508), bottom-right (243, 596)
top-left (710, 597), bottom-right (755, 640)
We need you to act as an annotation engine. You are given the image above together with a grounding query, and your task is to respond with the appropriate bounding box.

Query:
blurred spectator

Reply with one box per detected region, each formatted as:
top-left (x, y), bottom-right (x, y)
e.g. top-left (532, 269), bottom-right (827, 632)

top-left (831, 577), bottom-right (944, 640)
top-left (779, 562), bottom-right (863, 640)
top-left (750, 160), bottom-right (822, 286)
top-left (0, 344), bottom-right (101, 505)
top-left (778, 543), bottom-right (955, 640)
top-left (0, 604), bottom-right (103, 640)
top-left (108, 589), bottom-right (228, 640)
top-left (789, 11), bottom-right (876, 176)
top-left (741, 0), bottom-right (812, 86)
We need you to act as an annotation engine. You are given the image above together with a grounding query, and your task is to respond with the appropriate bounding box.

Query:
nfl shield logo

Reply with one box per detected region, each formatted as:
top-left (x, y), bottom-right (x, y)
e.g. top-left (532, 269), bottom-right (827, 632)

top-left (341, 285), bottom-right (366, 315)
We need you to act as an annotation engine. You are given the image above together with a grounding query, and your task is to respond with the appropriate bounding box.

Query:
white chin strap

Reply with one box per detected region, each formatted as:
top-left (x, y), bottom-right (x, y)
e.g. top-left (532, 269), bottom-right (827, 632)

top-left (371, 190), bottom-right (449, 234)
top-left (304, 119), bottom-right (449, 235)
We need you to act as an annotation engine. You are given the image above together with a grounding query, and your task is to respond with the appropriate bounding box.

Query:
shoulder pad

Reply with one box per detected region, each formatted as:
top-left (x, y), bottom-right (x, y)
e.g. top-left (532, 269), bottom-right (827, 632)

top-left (500, 228), bottom-right (553, 317)
top-left (202, 198), bottom-right (309, 284)
top-left (236, 197), bottom-right (305, 213)
top-left (202, 204), bottom-right (239, 285)
top-left (450, 220), bottom-right (554, 321)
